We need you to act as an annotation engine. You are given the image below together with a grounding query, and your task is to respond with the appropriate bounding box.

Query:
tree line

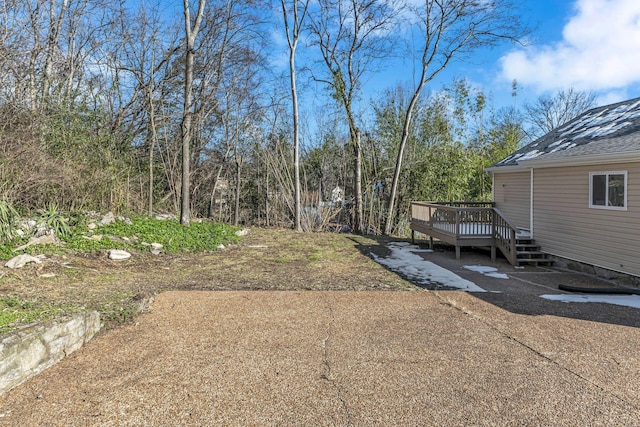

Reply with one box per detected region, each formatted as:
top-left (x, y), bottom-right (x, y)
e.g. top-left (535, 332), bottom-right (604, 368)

top-left (0, 0), bottom-right (594, 235)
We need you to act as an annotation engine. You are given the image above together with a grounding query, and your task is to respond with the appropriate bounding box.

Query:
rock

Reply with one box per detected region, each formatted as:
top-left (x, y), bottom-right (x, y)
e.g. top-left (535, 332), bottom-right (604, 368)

top-left (34, 226), bottom-right (53, 238)
top-left (108, 249), bottom-right (131, 260)
top-left (151, 250), bottom-right (161, 256)
top-left (339, 225), bottom-right (352, 233)
top-left (150, 243), bottom-right (163, 251)
top-left (217, 244), bottom-right (225, 250)
top-left (117, 216), bottom-right (132, 225)
top-left (100, 212), bottom-right (115, 225)
top-left (39, 273), bottom-right (56, 278)
top-left (235, 228), bottom-right (250, 236)
top-left (87, 223), bottom-right (97, 230)
top-left (5, 254), bottom-right (42, 269)
top-left (14, 234), bottom-right (58, 252)
top-left (155, 213), bottom-right (175, 221)
top-left (19, 220), bottom-right (37, 231)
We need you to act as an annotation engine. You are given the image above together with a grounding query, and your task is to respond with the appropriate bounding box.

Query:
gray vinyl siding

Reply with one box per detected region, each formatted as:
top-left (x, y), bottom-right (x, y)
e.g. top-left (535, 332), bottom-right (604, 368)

top-left (493, 171), bottom-right (531, 230)
top-left (533, 162), bottom-right (640, 277)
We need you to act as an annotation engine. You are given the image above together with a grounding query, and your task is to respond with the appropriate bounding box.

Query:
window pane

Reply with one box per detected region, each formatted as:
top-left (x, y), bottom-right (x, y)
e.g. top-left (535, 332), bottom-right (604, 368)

top-left (592, 174), bottom-right (606, 206)
top-left (608, 174), bottom-right (625, 207)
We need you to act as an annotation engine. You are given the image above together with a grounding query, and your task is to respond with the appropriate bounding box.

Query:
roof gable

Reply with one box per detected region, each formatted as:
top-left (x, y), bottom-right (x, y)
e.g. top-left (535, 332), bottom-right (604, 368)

top-left (494, 97), bottom-right (640, 168)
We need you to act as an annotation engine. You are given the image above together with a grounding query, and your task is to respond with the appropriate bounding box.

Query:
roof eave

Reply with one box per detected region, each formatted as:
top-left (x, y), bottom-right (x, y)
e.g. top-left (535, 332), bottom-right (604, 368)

top-left (484, 164), bottom-right (531, 173)
top-left (519, 150), bottom-right (640, 168)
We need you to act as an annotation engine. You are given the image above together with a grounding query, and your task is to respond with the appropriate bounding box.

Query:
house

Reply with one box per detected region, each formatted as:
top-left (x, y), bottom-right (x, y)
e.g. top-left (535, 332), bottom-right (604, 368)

top-left (485, 97), bottom-right (640, 278)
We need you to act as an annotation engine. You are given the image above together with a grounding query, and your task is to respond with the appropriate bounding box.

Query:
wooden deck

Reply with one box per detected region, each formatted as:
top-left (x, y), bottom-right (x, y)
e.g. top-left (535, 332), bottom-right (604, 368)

top-left (410, 202), bottom-right (522, 265)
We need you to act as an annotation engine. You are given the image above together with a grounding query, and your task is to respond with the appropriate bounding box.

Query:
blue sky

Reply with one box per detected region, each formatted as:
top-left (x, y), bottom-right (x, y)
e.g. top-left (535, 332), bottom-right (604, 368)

top-left (358, 0), bottom-right (640, 112)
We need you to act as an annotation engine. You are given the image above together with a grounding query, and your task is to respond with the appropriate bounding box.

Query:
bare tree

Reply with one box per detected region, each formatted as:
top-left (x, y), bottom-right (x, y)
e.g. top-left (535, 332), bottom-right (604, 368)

top-left (308, 0), bottom-right (399, 233)
top-left (384, 0), bottom-right (527, 235)
top-left (180, 0), bottom-right (206, 226)
top-left (523, 88), bottom-right (596, 140)
top-left (281, 0), bottom-right (310, 232)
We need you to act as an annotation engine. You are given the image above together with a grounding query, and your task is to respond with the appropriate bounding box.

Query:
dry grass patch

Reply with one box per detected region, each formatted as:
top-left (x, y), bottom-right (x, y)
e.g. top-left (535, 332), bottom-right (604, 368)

top-left (0, 228), bottom-right (419, 334)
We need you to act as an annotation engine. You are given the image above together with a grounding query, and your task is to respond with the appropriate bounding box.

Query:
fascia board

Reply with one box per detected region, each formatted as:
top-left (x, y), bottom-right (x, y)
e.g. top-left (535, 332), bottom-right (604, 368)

top-left (519, 150), bottom-right (640, 168)
top-left (484, 164), bottom-right (531, 173)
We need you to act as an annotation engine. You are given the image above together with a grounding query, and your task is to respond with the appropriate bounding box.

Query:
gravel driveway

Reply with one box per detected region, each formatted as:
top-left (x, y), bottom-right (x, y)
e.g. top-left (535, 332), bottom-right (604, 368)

top-left (1, 287), bottom-right (639, 426)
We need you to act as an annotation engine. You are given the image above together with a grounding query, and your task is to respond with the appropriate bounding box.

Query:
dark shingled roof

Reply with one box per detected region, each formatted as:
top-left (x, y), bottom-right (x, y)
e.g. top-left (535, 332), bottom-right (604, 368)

top-left (494, 97), bottom-right (640, 167)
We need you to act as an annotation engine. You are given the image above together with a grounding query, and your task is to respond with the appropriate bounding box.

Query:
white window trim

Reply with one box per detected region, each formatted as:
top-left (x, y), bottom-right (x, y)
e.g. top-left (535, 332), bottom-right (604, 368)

top-left (589, 171), bottom-right (627, 211)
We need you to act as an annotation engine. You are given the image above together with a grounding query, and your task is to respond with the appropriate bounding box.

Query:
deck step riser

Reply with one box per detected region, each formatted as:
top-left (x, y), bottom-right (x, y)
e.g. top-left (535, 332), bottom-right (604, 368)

top-left (515, 237), bottom-right (553, 266)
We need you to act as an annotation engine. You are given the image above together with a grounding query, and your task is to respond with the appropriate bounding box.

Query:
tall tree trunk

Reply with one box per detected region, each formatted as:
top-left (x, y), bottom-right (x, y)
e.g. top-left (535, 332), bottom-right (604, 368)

top-left (265, 168), bottom-right (270, 227)
top-left (208, 164), bottom-right (224, 218)
top-left (42, 0), bottom-right (69, 103)
top-left (180, 0), bottom-right (206, 226)
top-left (148, 89), bottom-right (157, 217)
top-left (354, 130), bottom-right (364, 233)
top-left (281, 0), bottom-right (309, 232)
top-left (180, 48), bottom-right (193, 226)
top-left (384, 83), bottom-right (424, 236)
top-left (234, 158), bottom-right (241, 227)
top-left (291, 49), bottom-right (301, 232)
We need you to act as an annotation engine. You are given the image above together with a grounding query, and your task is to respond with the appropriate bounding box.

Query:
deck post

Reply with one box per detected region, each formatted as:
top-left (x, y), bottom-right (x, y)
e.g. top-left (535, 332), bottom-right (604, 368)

top-left (411, 229), bottom-right (415, 244)
top-left (455, 245), bottom-right (461, 259)
top-left (491, 209), bottom-right (497, 261)
top-left (429, 236), bottom-right (433, 250)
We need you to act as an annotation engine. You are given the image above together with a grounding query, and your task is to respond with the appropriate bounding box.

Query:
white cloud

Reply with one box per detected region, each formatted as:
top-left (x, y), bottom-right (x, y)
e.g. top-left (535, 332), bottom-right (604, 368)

top-left (500, 0), bottom-right (640, 94)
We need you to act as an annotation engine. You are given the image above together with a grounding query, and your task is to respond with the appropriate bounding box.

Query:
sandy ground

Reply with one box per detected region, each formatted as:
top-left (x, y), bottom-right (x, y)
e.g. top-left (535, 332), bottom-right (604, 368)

top-left (1, 268), bottom-right (640, 426)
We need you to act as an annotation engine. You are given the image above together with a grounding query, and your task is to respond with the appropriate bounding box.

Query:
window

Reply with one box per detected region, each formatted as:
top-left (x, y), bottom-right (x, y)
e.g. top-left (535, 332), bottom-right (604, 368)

top-left (589, 171), bottom-right (627, 210)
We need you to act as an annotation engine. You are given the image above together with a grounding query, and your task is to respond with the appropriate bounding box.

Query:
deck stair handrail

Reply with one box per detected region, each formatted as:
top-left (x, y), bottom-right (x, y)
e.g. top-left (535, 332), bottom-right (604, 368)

top-left (492, 208), bottom-right (518, 265)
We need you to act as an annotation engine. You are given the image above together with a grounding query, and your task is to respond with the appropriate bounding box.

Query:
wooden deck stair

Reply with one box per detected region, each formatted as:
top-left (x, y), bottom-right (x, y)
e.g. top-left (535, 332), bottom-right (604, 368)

top-left (515, 236), bottom-right (553, 266)
top-left (410, 202), bottom-right (555, 268)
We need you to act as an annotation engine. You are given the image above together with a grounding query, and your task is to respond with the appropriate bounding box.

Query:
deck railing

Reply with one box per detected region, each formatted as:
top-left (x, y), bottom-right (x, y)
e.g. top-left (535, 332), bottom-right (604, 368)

top-left (492, 208), bottom-right (518, 265)
top-left (410, 201), bottom-right (519, 265)
top-left (411, 201), bottom-right (494, 237)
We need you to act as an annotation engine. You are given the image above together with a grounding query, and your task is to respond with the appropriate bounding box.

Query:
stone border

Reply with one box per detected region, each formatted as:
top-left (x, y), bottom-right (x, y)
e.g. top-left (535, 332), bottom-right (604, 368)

top-left (550, 255), bottom-right (640, 288)
top-left (0, 311), bottom-right (102, 395)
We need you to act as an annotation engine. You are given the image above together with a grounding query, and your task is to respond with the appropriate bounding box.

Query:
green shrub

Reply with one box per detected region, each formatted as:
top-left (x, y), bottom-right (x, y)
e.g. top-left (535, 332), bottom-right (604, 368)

top-left (0, 200), bottom-right (18, 243)
top-left (36, 203), bottom-right (71, 239)
top-left (94, 217), bottom-right (239, 253)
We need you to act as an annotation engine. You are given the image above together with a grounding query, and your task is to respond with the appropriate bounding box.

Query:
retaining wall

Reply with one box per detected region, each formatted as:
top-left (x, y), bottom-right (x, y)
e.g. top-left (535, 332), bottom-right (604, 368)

top-left (0, 311), bottom-right (102, 395)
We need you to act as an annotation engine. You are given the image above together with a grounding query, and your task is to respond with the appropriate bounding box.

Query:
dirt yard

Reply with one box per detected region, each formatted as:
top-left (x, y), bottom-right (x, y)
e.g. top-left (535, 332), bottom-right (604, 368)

top-left (0, 228), bottom-right (418, 332)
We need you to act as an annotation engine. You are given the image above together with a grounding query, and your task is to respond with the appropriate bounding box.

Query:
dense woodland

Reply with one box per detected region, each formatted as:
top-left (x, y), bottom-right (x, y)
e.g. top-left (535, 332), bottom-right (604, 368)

top-left (0, 0), bottom-right (595, 235)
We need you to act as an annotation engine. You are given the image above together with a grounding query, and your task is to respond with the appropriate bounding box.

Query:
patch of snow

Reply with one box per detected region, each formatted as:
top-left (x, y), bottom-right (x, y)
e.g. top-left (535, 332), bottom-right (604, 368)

top-left (372, 242), bottom-right (486, 292)
top-left (540, 294), bottom-right (640, 309)
top-left (547, 138), bottom-right (566, 149)
top-left (463, 265), bottom-right (509, 280)
top-left (517, 150), bottom-right (543, 161)
top-left (548, 140), bottom-right (574, 154)
top-left (463, 265), bottom-right (497, 274)
top-left (558, 99), bottom-right (640, 141)
top-left (486, 272), bottom-right (510, 279)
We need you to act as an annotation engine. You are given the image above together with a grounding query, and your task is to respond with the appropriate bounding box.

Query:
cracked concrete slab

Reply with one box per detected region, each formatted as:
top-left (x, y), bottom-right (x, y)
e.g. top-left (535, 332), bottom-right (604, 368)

top-left (0, 290), bottom-right (639, 425)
